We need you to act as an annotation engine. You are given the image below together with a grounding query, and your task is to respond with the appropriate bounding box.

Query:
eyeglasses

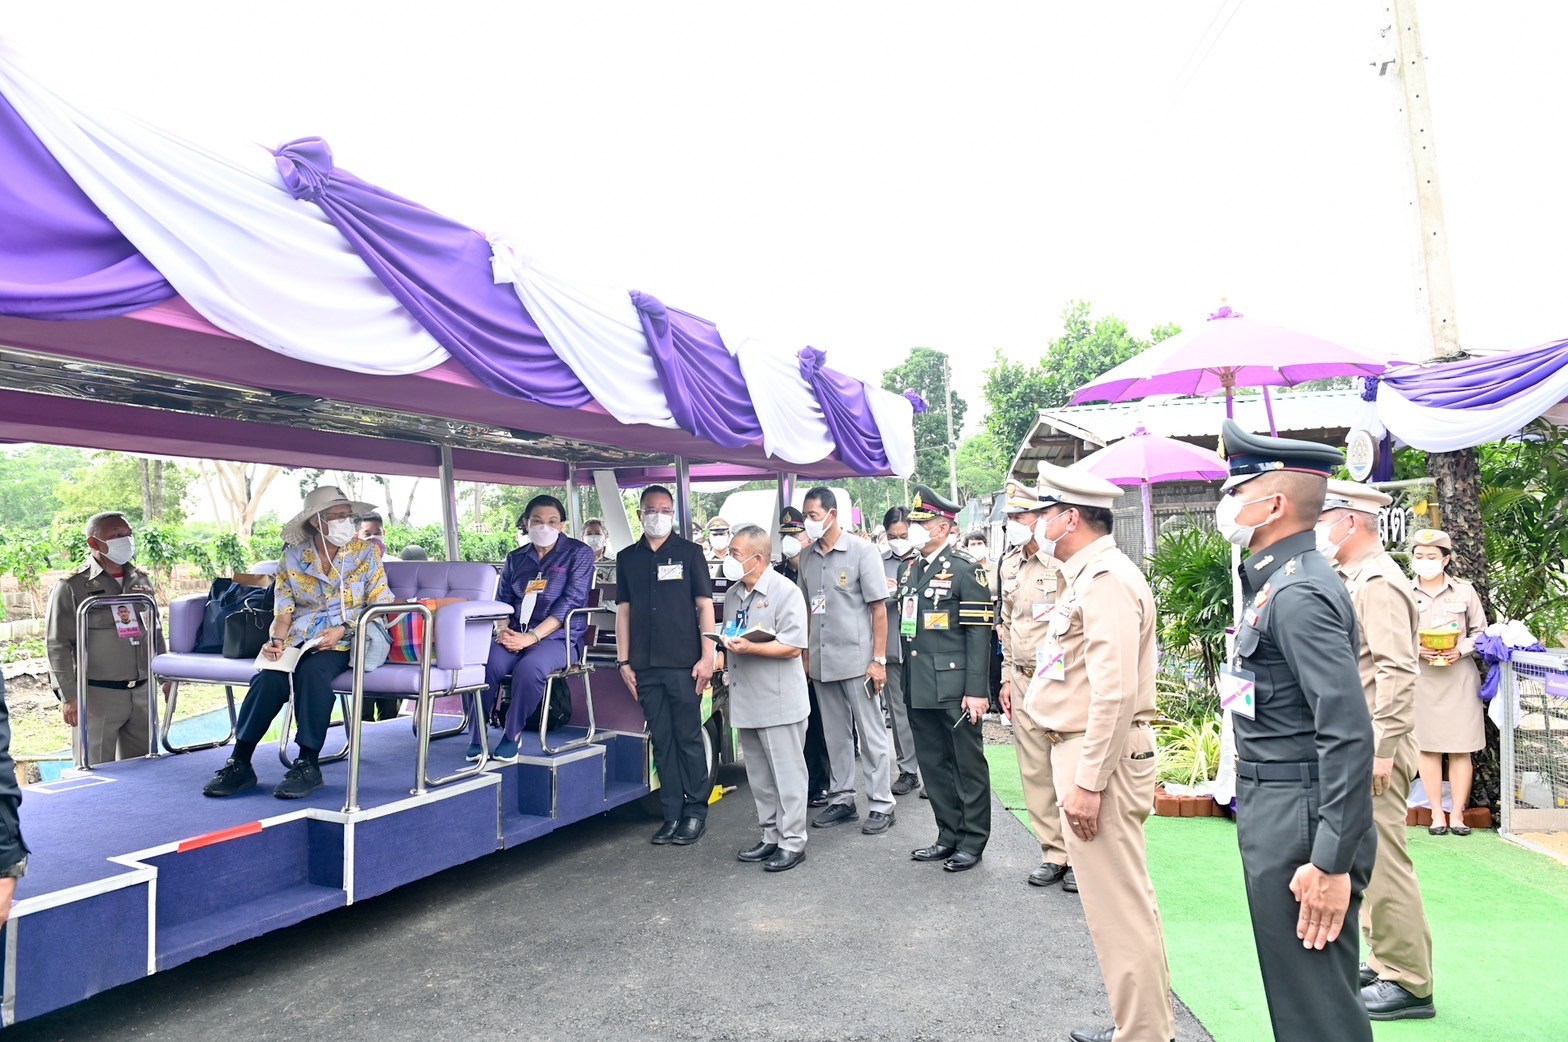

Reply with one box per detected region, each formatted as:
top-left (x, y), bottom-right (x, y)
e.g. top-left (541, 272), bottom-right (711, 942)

top-left (642, 508), bottom-right (676, 516)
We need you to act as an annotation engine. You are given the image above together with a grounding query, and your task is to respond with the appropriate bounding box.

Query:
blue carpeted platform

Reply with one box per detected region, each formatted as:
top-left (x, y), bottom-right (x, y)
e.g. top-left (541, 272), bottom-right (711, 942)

top-left (5, 717), bottom-right (650, 1025)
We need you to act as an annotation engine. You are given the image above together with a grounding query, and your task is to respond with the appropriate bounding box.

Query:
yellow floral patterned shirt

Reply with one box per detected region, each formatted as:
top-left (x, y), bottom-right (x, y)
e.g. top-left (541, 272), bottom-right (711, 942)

top-left (274, 538), bottom-right (393, 650)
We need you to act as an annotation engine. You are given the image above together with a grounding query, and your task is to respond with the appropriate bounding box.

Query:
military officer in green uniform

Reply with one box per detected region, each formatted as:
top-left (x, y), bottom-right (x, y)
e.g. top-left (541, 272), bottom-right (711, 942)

top-left (898, 485), bottom-right (995, 872)
top-left (1216, 420), bottom-right (1377, 1042)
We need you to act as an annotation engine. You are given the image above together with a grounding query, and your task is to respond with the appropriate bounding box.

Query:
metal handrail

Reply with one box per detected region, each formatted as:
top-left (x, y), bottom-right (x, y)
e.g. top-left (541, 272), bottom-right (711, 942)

top-left (73, 592), bottom-right (162, 771)
top-left (538, 605), bottom-right (600, 755)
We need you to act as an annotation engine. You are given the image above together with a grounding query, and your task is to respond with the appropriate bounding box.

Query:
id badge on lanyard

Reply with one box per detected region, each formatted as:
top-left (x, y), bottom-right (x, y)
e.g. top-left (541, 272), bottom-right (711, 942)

top-left (1219, 663), bottom-right (1257, 720)
top-left (899, 595), bottom-right (918, 637)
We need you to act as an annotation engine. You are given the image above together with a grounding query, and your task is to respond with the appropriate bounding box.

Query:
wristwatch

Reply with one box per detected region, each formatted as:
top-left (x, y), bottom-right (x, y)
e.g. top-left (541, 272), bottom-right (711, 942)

top-left (872, 656), bottom-right (887, 665)
top-left (617, 660), bottom-right (632, 669)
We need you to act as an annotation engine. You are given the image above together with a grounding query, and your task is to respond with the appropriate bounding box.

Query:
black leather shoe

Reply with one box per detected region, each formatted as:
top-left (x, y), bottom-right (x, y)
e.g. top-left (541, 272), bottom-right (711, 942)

top-left (763, 848), bottom-right (806, 872)
top-left (1358, 963), bottom-right (1378, 988)
top-left (1068, 1028), bottom-right (1115, 1042)
top-left (891, 772), bottom-right (919, 796)
top-left (911, 843), bottom-right (957, 862)
top-left (670, 816), bottom-right (706, 845)
top-left (1362, 980), bottom-right (1435, 1020)
top-left (807, 788), bottom-right (830, 808)
top-left (811, 803), bottom-right (859, 828)
top-left (738, 841), bottom-right (779, 863)
top-left (861, 810), bottom-right (895, 835)
top-left (1028, 863), bottom-right (1069, 887)
top-left (944, 850), bottom-right (981, 872)
top-left (202, 757), bottom-right (257, 798)
top-left (273, 757), bottom-right (323, 799)
top-left (650, 821), bottom-right (680, 845)
top-left (919, 786), bottom-right (929, 800)
top-left (1062, 867), bottom-right (1078, 893)
top-left (1450, 824), bottom-right (1472, 836)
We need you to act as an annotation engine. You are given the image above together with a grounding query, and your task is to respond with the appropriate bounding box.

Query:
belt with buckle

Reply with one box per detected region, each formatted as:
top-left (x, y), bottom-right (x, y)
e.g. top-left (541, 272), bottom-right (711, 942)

top-left (1043, 728), bottom-right (1085, 745)
top-left (1236, 760), bottom-right (1319, 783)
top-left (1015, 662), bottom-right (1037, 679)
top-left (87, 678), bottom-right (145, 690)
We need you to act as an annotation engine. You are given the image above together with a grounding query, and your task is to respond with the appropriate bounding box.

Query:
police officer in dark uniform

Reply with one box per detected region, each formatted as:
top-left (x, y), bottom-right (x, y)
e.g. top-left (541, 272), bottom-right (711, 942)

top-left (898, 486), bottom-right (994, 872)
top-left (1215, 419), bottom-right (1377, 1042)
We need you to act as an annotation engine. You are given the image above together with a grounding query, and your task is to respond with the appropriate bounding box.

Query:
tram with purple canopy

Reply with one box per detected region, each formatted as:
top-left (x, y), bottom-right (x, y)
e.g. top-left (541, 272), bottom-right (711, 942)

top-left (0, 40), bottom-right (914, 1025)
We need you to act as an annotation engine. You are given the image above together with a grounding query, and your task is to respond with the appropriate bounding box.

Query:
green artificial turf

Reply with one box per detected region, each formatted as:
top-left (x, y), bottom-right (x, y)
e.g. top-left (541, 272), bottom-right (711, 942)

top-left (986, 743), bottom-right (1568, 1042)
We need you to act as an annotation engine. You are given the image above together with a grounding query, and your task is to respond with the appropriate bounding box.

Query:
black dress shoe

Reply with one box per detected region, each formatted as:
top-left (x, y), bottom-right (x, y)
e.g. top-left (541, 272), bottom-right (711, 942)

top-left (811, 803), bottom-right (859, 828)
top-left (861, 810), bottom-right (895, 835)
top-left (650, 820), bottom-right (680, 845)
top-left (202, 757), bottom-right (257, 798)
top-left (944, 850), bottom-right (981, 872)
top-left (1062, 867), bottom-right (1078, 893)
top-left (807, 788), bottom-right (830, 808)
top-left (763, 848), bottom-right (806, 872)
top-left (1358, 962), bottom-right (1378, 988)
top-left (738, 841), bottom-right (779, 863)
top-left (670, 816), bottom-right (706, 845)
top-left (1362, 979), bottom-right (1435, 1020)
top-left (911, 843), bottom-right (957, 862)
top-left (890, 772), bottom-right (919, 796)
top-left (1068, 1028), bottom-right (1114, 1042)
top-left (919, 786), bottom-right (929, 800)
top-left (1028, 863), bottom-right (1069, 887)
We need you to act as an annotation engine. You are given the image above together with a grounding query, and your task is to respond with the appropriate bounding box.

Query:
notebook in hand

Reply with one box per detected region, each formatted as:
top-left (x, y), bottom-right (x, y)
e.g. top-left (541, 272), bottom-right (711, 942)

top-left (704, 627), bottom-right (776, 646)
top-left (254, 644), bottom-right (304, 673)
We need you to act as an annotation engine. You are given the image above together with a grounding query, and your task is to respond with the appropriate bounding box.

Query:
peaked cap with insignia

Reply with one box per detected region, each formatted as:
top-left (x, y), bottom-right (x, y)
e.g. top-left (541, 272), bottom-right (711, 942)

top-left (1410, 528), bottom-right (1452, 551)
top-left (907, 484), bottom-right (960, 524)
top-left (1218, 419), bottom-right (1344, 491)
top-left (1035, 462), bottom-right (1125, 510)
top-left (1003, 476), bottom-right (1051, 515)
top-left (1322, 478), bottom-right (1392, 515)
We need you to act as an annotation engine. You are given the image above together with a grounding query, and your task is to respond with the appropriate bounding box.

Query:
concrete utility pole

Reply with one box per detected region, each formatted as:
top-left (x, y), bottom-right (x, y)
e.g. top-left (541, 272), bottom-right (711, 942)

top-left (943, 351), bottom-right (959, 503)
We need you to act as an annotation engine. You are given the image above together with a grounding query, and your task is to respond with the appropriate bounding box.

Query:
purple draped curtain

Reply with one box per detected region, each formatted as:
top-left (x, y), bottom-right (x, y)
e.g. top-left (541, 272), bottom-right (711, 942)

top-left (1384, 340), bottom-right (1568, 408)
top-left (0, 92), bottom-right (173, 319)
top-left (272, 138), bottom-right (589, 409)
top-left (628, 291), bottom-right (762, 449)
top-left (797, 347), bottom-right (891, 474)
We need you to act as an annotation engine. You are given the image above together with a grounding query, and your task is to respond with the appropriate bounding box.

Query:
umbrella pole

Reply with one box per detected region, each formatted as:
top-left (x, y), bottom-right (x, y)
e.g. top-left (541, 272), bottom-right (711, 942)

top-left (1262, 386), bottom-right (1279, 437)
top-left (1142, 481), bottom-right (1155, 562)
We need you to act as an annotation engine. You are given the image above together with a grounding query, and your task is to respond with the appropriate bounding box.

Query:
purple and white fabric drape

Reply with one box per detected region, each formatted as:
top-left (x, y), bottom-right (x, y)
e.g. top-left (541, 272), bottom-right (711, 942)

top-left (798, 347), bottom-right (892, 475)
top-left (631, 293), bottom-right (763, 449)
top-left (1376, 338), bottom-right (1568, 451)
top-left (0, 90), bottom-right (172, 319)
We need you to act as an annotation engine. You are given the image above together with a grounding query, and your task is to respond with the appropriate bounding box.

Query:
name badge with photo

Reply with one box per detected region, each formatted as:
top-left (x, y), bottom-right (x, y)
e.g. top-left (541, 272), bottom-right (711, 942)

top-left (1219, 664), bottom-right (1257, 720)
top-left (900, 595), bottom-right (918, 638)
top-left (658, 563), bottom-right (684, 581)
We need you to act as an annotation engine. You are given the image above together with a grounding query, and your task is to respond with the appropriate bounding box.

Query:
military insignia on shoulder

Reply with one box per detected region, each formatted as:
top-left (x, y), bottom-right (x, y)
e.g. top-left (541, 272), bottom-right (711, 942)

top-left (974, 567), bottom-right (990, 589)
top-left (1284, 559), bottom-right (1298, 576)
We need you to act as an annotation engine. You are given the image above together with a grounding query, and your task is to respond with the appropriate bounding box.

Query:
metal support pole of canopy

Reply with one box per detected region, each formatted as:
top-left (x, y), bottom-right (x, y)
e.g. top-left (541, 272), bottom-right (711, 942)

top-left (774, 473), bottom-right (796, 544)
top-left (439, 445), bottom-right (460, 561)
top-left (675, 457), bottom-right (693, 539)
top-left (566, 462), bottom-right (579, 536)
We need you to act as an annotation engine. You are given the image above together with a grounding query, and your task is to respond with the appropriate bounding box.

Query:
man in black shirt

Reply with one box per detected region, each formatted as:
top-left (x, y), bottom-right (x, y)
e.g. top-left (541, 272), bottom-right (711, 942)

top-left (615, 486), bottom-right (718, 846)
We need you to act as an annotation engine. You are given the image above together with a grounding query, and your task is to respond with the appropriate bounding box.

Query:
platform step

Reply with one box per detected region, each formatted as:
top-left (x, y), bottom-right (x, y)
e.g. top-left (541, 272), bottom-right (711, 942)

top-left (156, 883), bottom-right (346, 971)
top-left (500, 813), bottom-right (555, 846)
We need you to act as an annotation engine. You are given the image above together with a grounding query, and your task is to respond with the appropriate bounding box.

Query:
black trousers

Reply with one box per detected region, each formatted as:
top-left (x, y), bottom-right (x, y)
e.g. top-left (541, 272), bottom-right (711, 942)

top-left (638, 667), bottom-right (709, 823)
top-left (803, 680), bottom-right (831, 793)
top-left (1237, 773), bottom-right (1377, 1042)
top-left (360, 696), bottom-right (400, 722)
top-left (907, 703), bottom-right (991, 856)
top-left (237, 649), bottom-right (350, 753)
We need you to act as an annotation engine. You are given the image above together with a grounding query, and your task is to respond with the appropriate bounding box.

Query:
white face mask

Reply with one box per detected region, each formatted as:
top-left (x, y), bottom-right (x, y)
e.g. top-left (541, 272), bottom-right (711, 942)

top-left (642, 512), bottom-right (674, 539)
top-left (887, 537), bottom-right (913, 558)
top-left (101, 535), bottom-right (135, 566)
top-left (584, 534), bottom-right (607, 550)
top-left (914, 522), bottom-right (944, 552)
top-left (967, 544), bottom-right (988, 562)
top-left (803, 515), bottom-right (831, 541)
top-left (1005, 519), bottom-right (1032, 548)
top-left (721, 553), bottom-right (753, 582)
top-left (1314, 515), bottom-right (1351, 562)
top-left (527, 523), bottom-right (560, 549)
top-left (781, 535), bottom-right (803, 559)
top-left (1411, 558), bottom-right (1446, 580)
top-left (709, 533), bottom-right (730, 551)
top-left (322, 516), bottom-right (356, 548)
top-left (1215, 494), bottom-right (1273, 549)
top-left (1033, 511), bottom-right (1070, 561)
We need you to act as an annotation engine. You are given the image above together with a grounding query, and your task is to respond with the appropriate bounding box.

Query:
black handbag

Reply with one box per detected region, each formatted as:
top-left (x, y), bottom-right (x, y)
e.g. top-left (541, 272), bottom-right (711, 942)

top-left (198, 579), bottom-right (273, 654)
top-left (222, 606), bottom-right (272, 659)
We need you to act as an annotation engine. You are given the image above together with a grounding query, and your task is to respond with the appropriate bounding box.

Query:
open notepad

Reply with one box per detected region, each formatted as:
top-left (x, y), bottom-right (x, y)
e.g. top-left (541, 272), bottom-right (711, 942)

top-left (704, 627), bottom-right (776, 646)
top-left (253, 645), bottom-right (304, 673)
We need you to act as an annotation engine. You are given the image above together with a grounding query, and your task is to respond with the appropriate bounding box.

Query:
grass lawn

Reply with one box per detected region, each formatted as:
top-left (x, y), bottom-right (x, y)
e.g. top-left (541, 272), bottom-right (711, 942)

top-left (986, 743), bottom-right (1568, 1042)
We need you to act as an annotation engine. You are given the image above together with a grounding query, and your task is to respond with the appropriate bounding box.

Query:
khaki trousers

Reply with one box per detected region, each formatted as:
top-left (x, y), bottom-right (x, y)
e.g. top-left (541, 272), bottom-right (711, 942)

top-left (79, 682), bottom-right (151, 765)
top-left (1051, 726), bottom-right (1175, 1042)
top-left (1361, 734), bottom-right (1435, 998)
top-left (1013, 699), bottom-right (1069, 866)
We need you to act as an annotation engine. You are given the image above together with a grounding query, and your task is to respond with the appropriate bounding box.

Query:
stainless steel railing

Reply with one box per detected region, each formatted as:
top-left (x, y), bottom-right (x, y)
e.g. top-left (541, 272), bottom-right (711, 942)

top-left (73, 592), bottom-right (162, 770)
top-left (538, 604), bottom-right (601, 755)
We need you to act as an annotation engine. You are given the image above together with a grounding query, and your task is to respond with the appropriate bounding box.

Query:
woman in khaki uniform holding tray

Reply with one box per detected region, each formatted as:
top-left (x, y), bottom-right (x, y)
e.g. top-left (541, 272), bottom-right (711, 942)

top-left (1408, 528), bottom-right (1488, 836)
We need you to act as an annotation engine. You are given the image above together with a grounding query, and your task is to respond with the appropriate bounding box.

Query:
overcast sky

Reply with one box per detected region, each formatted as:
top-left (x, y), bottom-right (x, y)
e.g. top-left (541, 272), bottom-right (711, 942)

top-left (7, 2), bottom-right (1565, 521)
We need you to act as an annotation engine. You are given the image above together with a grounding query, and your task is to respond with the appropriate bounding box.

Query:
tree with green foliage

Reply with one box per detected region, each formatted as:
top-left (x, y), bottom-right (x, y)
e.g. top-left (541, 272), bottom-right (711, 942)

top-left (881, 347), bottom-right (967, 491)
top-left (954, 432), bottom-right (1009, 501)
top-left (982, 301), bottom-right (1181, 464)
top-left (54, 452), bottom-right (190, 529)
top-left (0, 446), bottom-right (88, 529)
top-left (1479, 420), bottom-right (1568, 638)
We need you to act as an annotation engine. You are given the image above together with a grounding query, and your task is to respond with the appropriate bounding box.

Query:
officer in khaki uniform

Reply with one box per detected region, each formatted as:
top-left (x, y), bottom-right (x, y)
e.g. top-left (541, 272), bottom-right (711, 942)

top-left (996, 478), bottom-right (1073, 891)
top-left (1318, 480), bottom-right (1436, 1021)
top-left (45, 511), bottom-right (167, 765)
top-left (898, 485), bottom-right (994, 872)
top-left (1022, 465), bottom-right (1174, 1042)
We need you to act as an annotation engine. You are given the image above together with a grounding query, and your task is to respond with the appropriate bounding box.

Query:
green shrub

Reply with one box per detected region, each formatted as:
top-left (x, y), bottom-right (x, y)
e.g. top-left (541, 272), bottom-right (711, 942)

top-left (1147, 524), bottom-right (1233, 687)
top-left (1157, 715), bottom-right (1223, 789)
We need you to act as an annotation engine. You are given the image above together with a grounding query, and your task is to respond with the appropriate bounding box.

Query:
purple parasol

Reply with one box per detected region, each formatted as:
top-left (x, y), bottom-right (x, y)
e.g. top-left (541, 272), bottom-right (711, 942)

top-left (1076, 427), bottom-right (1228, 557)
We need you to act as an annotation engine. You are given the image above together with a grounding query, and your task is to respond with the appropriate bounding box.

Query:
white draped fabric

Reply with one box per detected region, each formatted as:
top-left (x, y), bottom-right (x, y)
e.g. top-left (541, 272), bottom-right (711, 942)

top-left (864, 385), bottom-right (916, 478)
top-left (1377, 368), bottom-right (1568, 452)
top-left (487, 236), bottom-right (676, 429)
top-left (719, 328), bottom-right (835, 466)
top-left (0, 42), bottom-right (447, 375)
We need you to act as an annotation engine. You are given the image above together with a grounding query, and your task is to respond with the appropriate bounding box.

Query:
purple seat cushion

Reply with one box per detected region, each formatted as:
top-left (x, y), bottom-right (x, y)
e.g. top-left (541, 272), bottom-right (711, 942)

top-left (152, 653), bottom-right (259, 686)
top-left (330, 664), bottom-right (485, 695)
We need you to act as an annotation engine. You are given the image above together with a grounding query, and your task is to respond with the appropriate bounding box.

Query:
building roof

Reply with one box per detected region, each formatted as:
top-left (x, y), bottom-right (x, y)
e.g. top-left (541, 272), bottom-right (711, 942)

top-left (1010, 388), bottom-right (1366, 483)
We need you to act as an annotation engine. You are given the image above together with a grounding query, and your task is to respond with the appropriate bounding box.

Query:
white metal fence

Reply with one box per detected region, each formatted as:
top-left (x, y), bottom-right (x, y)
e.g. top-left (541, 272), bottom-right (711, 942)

top-left (1499, 648), bottom-right (1568, 840)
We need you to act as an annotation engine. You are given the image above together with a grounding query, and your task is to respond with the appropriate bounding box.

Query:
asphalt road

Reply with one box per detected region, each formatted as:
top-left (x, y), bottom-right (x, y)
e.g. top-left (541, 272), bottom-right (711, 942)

top-left (8, 764), bottom-right (1212, 1042)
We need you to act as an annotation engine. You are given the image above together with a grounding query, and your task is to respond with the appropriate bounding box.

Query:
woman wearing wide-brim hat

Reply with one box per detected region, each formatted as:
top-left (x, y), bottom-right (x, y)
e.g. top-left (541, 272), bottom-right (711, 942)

top-left (1408, 528), bottom-right (1489, 836)
top-left (202, 485), bottom-right (393, 801)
